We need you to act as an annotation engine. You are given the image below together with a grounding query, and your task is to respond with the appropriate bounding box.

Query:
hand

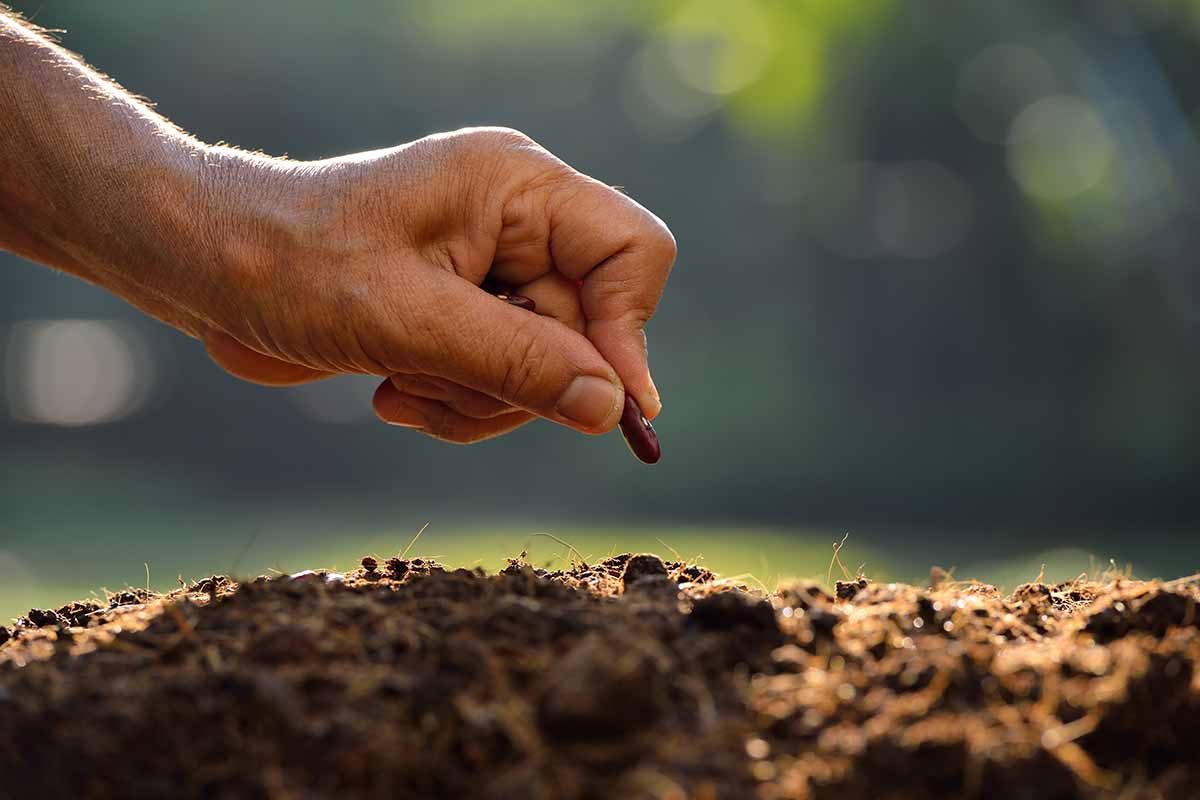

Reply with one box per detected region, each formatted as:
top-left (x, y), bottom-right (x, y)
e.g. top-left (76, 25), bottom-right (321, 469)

top-left (0, 18), bottom-right (676, 448)
top-left (199, 127), bottom-right (676, 443)
top-left (1, 18), bottom-right (674, 446)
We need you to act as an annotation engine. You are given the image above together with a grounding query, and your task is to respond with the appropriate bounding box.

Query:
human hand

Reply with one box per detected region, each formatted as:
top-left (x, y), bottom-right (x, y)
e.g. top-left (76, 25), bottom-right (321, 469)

top-left (199, 128), bottom-right (676, 444)
top-left (0, 18), bottom-right (674, 448)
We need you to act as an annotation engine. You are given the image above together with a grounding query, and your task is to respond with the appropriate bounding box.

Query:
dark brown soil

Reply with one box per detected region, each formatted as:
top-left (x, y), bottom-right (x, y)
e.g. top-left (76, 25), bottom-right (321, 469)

top-left (1, 553), bottom-right (1198, 799)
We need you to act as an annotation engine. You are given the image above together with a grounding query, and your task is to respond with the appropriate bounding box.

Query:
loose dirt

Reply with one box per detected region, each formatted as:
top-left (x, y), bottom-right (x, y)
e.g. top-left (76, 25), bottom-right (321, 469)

top-left (1, 553), bottom-right (1198, 799)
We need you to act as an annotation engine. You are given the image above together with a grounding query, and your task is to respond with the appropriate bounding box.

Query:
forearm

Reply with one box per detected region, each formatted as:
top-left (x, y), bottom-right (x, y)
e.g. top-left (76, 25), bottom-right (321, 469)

top-left (0, 12), bottom-right (285, 331)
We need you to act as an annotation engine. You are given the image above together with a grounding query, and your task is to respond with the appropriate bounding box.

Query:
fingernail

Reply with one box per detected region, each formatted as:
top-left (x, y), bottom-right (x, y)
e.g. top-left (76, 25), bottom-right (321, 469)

top-left (377, 394), bottom-right (426, 429)
top-left (384, 409), bottom-right (425, 429)
top-left (556, 376), bottom-right (618, 429)
top-left (644, 377), bottom-right (663, 419)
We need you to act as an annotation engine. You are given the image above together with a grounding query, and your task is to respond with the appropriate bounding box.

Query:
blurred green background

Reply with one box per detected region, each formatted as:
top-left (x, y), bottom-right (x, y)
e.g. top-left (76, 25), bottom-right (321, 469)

top-left (4, 0), bottom-right (1200, 621)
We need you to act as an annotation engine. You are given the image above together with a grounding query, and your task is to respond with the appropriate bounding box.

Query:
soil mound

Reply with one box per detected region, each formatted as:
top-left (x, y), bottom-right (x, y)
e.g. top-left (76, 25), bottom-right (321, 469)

top-left (1, 556), bottom-right (1198, 799)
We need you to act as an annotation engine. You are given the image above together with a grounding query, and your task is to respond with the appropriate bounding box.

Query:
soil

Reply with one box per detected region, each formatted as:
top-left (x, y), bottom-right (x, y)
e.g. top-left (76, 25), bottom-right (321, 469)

top-left (1, 553), bottom-right (1198, 799)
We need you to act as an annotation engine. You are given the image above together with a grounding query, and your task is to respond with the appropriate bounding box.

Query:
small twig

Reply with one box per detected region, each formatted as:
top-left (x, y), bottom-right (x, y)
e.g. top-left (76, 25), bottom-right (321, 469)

top-left (144, 562), bottom-right (151, 595)
top-left (399, 522), bottom-right (430, 559)
top-left (711, 573), bottom-right (769, 593)
top-left (827, 532), bottom-right (851, 585)
top-left (655, 537), bottom-right (683, 564)
top-left (528, 532), bottom-right (587, 567)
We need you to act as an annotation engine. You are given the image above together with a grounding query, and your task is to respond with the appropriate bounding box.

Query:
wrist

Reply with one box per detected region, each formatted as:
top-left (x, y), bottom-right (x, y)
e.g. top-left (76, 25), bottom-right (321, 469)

top-left (123, 141), bottom-right (324, 332)
top-left (12, 130), bottom-right (282, 328)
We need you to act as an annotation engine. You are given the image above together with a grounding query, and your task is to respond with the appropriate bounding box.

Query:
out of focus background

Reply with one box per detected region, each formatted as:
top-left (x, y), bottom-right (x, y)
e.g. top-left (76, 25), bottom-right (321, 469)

top-left (4, 0), bottom-right (1200, 620)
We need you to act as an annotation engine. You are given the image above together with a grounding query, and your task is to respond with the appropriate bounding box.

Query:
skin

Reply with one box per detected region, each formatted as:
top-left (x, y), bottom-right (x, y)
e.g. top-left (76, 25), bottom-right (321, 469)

top-left (0, 11), bottom-right (676, 444)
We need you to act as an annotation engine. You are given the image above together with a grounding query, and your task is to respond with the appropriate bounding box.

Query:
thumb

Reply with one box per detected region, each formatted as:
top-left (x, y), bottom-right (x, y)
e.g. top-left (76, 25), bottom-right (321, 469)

top-left (410, 275), bottom-right (625, 434)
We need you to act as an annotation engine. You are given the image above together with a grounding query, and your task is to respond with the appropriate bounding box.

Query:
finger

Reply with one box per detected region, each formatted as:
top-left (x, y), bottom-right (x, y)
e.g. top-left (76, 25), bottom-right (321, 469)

top-left (372, 380), bottom-right (534, 444)
top-left (489, 193), bottom-right (555, 285)
top-left (406, 272), bottom-right (624, 434)
top-left (546, 177), bottom-right (676, 419)
top-left (389, 374), bottom-right (514, 419)
top-left (385, 276), bottom-right (584, 421)
top-left (204, 331), bottom-right (334, 386)
top-left (515, 271), bottom-right (586, 334)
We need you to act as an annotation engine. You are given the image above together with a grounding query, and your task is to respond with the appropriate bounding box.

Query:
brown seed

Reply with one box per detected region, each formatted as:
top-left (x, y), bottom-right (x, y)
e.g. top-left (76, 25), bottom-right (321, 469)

top-left (619, 394), bottom-right (660, 464)
top-left (497, 292), bottom-right (536, 312)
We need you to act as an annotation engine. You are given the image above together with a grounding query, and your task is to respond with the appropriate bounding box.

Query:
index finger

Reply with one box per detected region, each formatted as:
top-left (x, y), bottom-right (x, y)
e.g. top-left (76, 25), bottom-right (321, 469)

top-left (546, 176), bottom-right (677, 418)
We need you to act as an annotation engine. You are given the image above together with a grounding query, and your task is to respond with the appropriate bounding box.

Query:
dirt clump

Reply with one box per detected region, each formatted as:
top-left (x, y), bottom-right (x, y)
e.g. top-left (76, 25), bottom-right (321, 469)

top-left (622, 552), bottom-right (669, 589)
top-left (1, 557), bottom-right (1199, 798)
top-left (835, 578), bottom-right (867, 600)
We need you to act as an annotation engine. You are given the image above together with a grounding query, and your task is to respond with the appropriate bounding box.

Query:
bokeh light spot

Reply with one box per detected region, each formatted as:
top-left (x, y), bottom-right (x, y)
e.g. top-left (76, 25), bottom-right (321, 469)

top-left (870, 161), bottom-right (974, 259)
top-left (955, 43), bottom-right (1058, 144)
top-left (1007, 95), bottom-right (1116, 201)
top-left (4, 319), bottom-right (154, 426)
top-left (622, 44), bottom-right (722, 142)
top-left (664, 0), bottom-right (775, 96)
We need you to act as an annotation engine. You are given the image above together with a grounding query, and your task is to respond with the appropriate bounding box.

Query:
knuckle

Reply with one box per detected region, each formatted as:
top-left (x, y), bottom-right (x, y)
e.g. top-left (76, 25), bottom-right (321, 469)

top-left (445, 126), bottom-right (539, 162)
top-left (658, 227), bottom-right (679, 265)
top-left (478, 126), bottom-right (536, 148)
top-left (644, 218), bottom-right (678, 266)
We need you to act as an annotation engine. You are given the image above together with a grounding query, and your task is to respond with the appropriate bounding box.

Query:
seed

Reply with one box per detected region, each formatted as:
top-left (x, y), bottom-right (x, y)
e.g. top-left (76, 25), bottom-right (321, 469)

top-left (495, 292), bottom-right (536, 312)
top-left (619, 394), bottom-right (660, 464)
